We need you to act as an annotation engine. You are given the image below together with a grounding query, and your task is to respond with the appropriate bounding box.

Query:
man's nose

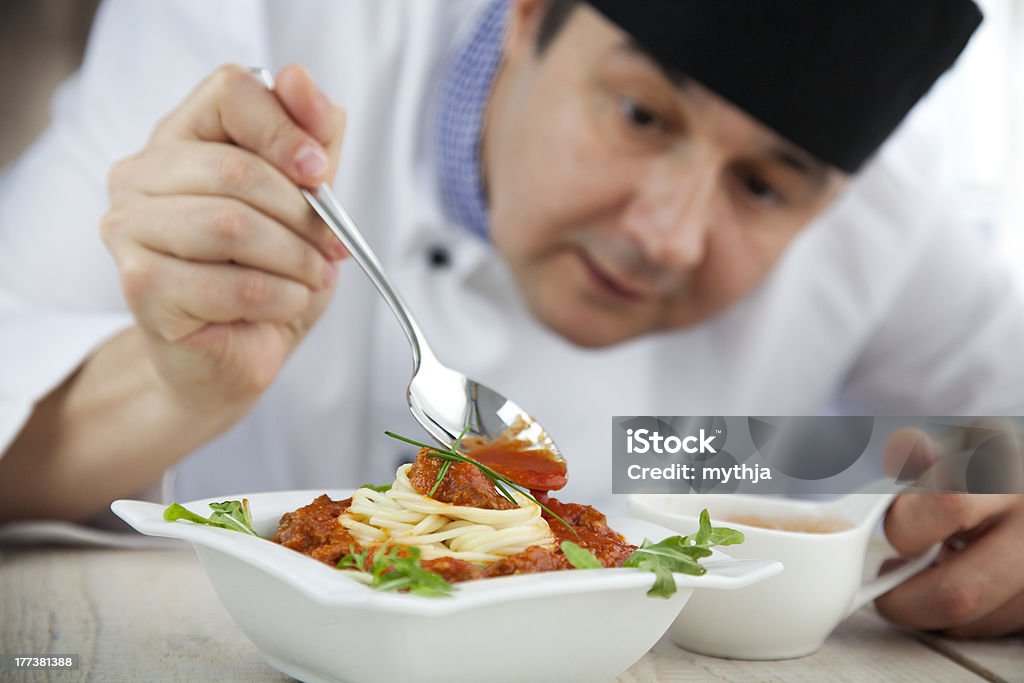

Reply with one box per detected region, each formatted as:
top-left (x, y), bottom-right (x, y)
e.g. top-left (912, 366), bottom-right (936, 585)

top-left (619, 156), bottom-right (718, 270)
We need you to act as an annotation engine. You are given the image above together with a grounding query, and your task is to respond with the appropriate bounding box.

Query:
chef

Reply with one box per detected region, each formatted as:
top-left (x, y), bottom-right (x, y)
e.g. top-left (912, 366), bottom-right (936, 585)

top-left (1, 0), bottom-right (1022, 637)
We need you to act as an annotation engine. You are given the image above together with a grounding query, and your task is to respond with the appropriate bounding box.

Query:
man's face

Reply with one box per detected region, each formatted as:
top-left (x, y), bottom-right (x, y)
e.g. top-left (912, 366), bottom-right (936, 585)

top-left (483, 1), bottom-right (847, 347)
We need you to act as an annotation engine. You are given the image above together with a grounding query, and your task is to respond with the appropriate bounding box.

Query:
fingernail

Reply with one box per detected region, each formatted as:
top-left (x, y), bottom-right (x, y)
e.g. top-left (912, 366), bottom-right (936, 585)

top-left (329, 242), bottom-right (348, 260)
top-left (295, 143), bottom-right (328, 178)
top-left (321, 260), bottom-right (338, 289)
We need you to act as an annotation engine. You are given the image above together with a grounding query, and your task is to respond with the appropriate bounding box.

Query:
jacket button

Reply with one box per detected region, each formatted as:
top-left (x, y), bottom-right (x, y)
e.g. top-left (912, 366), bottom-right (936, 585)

top-left (427, 244), bottom-right (451, 268)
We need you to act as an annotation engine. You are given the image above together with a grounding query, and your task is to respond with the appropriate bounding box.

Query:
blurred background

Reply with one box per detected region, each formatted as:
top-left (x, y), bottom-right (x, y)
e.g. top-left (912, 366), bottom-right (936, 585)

top-left (908, 0), bottom-right (1023, 288)
top-left (0, 0), bottom-right (100, 164)
top-left (1, 0), bottom-right (1021, 285)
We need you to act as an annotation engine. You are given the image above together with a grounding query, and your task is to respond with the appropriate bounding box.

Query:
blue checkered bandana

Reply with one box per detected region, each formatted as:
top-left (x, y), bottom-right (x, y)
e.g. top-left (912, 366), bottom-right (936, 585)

top-left (435, 0), bottom-right (510, 240)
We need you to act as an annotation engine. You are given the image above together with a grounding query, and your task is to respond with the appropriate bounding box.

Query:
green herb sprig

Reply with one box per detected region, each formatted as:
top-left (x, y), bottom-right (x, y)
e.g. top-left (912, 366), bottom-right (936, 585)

top-left (428, 425), bottom-right (470, 497)
top-left (624, 509), bottom-right (744, 598)
top-left (163, 499), bottom-right (259, 536)
top-left (338, 544), bottom-right (454, 597)
top-left (384, 430), bottom-right (577, 536)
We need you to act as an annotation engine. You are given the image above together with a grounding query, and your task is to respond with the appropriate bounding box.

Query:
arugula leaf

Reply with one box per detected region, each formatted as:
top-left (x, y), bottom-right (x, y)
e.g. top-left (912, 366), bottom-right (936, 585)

top-left (687, 508), bottom-right (744, 547)
top-left (337, 545), bottom-right (369, 572)
top-left (163, 503), bottom-right (216, 527)
top-left (625, 541), bottom-right (700, 599)
top-left (359, 483), bottom-right (393, 493)
top-left (692, 507), bottom-right (713, 546)
top-left (646, 562), bottom-right (679, 599)
top-left (338, 544), bottom-right (454, 597)
top-left (707, 525), bottom-right (745, 547)
top-left (207, 500), bottom-right (257, 535)
top-left (560, 541), bottom-right (602, 569)
top-left (624, 509), bottom-right (744, 599)
top-left (163, 499), bottom-right (259, 536)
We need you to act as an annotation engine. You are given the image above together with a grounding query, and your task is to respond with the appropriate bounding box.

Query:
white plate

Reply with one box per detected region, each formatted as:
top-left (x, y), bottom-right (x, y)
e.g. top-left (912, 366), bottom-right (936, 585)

top-left (114, 490), bottom-right (781, 683)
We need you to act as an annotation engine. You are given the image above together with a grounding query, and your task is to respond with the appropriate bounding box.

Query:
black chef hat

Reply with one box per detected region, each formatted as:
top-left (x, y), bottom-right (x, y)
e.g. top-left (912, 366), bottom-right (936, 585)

top-left (586, 1), bottom-right (982, 173)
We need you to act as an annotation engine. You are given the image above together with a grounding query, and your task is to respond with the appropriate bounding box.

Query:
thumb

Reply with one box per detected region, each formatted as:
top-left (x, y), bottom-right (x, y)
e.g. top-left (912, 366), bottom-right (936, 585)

top-left (274, 65), bottom-right (347, 177)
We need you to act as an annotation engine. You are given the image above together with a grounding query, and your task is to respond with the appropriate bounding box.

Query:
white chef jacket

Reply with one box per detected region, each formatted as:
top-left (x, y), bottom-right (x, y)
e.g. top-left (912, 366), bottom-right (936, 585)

top-left (1, 0), bottom-right (1023, 523)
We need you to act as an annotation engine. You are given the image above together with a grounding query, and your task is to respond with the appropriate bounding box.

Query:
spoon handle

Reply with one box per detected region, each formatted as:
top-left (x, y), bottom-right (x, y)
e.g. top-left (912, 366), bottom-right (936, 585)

top-left (250, 66), bottom-right (436, 370)
top-left (247, 67), bottom-right (434, 372)
top-left (304, 184), bottom-right (434, 371)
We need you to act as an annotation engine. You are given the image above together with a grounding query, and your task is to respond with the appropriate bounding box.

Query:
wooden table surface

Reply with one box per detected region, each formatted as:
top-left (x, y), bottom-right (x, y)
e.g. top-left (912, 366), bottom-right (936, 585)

top-left (2, 542), bottom-right (1021, 682)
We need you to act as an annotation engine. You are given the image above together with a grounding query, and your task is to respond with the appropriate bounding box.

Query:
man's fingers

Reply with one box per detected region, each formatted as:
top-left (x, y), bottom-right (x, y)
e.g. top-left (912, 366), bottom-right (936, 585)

top-left (291, 261), bottom-right (342, 343)
top-left (151, 64), bottom-right (332, 187)
top-left (104, 195), bottom-right (333, 292)
top-left (274, 64), bottom-right (346, 156)
top-left (884, 492), bottom-right (1017, 556)
top-left (884, 422), bottom-right (1024, 488)
top-left (876, 505), bottom-right (1024, 631)
top-left (883, 428), bottom-right (942, 478)
top-left (108, 141), bottom-right (346, 261)
top-left (942, 589), bottom-right (1024, 639)
top-left (98, 64), bottom-right (348, 412)
top-left (115, 247), bottom-right (317, 343)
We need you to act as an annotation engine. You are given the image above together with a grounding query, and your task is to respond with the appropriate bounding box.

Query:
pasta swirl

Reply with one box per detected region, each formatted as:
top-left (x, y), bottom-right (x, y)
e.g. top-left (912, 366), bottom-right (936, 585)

top-left (339, 464), bottom-right (555, 562)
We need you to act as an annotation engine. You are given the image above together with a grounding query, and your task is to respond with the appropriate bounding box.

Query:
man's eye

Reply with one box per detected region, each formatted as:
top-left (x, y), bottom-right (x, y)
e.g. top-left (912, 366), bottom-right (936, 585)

top-left (741, 174), bottom-right (783, 205)
top-left (619, 98), bottom-right (662, 130)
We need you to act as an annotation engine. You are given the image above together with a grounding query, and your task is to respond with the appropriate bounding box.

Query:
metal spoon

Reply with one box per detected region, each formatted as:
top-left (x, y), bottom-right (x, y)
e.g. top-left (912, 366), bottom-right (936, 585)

top-left (251, 68), bottom-right (562, 460)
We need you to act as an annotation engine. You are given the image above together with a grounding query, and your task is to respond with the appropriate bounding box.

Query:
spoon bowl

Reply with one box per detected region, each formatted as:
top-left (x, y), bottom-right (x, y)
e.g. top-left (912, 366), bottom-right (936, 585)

top-left (408, 357), bottom-right (558, 455)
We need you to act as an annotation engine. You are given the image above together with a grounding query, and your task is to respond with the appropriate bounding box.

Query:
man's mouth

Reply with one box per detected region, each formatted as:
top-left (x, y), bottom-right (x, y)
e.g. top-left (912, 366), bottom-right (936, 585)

top-left (575, 249), bottom-right (650, 302)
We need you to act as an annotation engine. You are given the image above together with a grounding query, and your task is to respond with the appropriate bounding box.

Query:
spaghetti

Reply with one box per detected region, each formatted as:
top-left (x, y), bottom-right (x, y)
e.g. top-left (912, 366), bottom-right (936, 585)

top-left (339, 463), bottom-right (555, 562)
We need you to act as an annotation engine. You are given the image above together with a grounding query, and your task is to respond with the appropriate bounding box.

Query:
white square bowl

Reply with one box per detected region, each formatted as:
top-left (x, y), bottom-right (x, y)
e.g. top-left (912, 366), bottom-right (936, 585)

top-left (113, 490), bottom-right (781, 683)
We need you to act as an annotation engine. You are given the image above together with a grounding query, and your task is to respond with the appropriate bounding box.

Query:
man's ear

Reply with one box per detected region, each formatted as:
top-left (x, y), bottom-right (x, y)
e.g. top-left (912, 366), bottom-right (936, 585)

top-left (504, 0), bottom-right (550, 62)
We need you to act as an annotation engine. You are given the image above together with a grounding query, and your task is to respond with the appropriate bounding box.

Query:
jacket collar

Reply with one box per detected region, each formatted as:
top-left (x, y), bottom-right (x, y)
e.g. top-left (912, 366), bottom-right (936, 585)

top-left (434, 0), bottom-right (509, 240)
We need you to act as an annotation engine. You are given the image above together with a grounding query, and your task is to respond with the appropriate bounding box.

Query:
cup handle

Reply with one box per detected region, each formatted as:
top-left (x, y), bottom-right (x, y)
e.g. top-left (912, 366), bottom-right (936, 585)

top-left (845, 542), bottom-right (941, 618)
